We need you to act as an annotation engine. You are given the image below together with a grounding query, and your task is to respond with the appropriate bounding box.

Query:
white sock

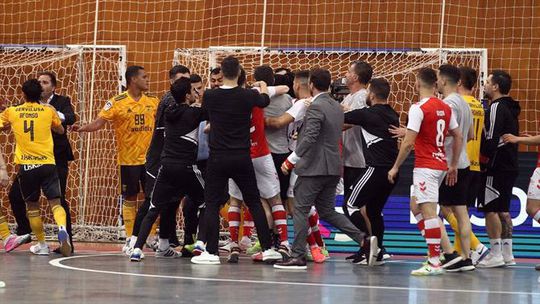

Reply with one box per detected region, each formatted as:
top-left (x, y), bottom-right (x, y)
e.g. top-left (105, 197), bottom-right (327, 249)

top-left (489, 238), bottom-right (502, 256)
top-left (129, 236), bottom-right (137, 248)
top-left (158, 238), bottom-right (169, 251)
top-left (502, 239), bottom-right (513, 257)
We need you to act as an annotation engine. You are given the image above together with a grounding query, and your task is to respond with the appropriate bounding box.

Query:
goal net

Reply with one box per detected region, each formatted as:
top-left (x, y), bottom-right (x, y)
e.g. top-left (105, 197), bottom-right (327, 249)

top-left (0, 44), bottom-right (127, 242)
top-left (174, 46), bottom-right (488, 123)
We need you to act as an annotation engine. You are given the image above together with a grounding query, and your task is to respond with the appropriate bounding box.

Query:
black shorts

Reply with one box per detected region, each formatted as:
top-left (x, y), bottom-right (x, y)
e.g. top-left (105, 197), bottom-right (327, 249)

top-left (477, 170), bottom-right (518, 213)
top-left (150, 163), bottom-right (205, 209)
top-left (120, 165), bottom-right (146, 197)
top-left (439, 168), bottom-right (472, 206)
top-left (17, 164), bottom-right (61, 202)
top-left (343, 166), bottom-right (364, 201)
top-left (345, 166), bottom-right (397, 209)
top-left (466, 170), bottom-right (482, 207)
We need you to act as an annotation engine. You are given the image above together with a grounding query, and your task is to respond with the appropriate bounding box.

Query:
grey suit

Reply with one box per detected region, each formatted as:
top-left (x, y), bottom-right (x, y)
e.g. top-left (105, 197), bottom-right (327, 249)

top-left (291, 92), bottom-right (365, 258)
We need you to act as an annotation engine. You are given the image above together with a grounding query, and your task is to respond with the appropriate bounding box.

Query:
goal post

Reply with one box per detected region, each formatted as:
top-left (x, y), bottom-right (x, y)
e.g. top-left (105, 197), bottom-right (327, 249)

top-left (0, 44), bottom-right (127, 242)
top-left (174, 46), bottom-right (487, 122)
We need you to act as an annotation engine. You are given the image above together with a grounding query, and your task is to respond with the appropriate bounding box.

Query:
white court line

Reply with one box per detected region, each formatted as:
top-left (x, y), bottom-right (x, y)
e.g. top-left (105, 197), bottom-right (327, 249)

top-left (49, 254), bottom-right (540, 296)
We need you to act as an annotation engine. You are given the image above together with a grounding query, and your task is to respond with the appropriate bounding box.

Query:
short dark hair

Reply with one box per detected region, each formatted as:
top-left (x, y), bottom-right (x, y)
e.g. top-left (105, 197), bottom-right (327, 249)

top-left (169, 65), bottom-right (190, 79)
top-left (221, 56), bottom-right (241, 79)
top-left (309, 68), bottom-right (331, 91)
top-left (294, 70), bottom-right (310, 86)
top-left (417, 67), bottom-right (437, 87)
top-left (254, 65), bottom-right (275, 86)
top-left (22, 79), bottom-right (43, 102)
top-left (210, 67), bottom-right (221, 75)
top-left (459, 66), bottom-right (477, 91)
top-left (352, 61), bottom-right (373, 85)
top-left (170, 77), bottom-right (192, 104)
top-left (438, 64), bottom-right (461, 85)
top-left (37, 71), bottom-right (57, 87)
top-left (190, 74), bottom-right (202, 83)
top-left (490, 69), bottom-right (512, 94)
top-left (238, 68), bottom-right (246, 87)
top-left (125, 65), bottom-right (145, 85)
top-left (369, 78), bottom-right (391, 100)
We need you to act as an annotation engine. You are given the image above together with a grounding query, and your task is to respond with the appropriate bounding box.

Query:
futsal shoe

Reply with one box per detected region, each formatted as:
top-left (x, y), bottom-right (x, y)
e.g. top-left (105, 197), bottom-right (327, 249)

top-left (227, 246), bottom-right (241, 263)
top-left (346, 248), bottom-right (363, 261)
top-left (122, 239), bottom-right (131, 254)
top-left (446, 258), bottom-right (475, 272)
top-left (367, 236), bottom-right (379, 267)
top-left (380, 247), bottom-right (392, 260)
top-left (477, 253), bottom-right (505, 268)
top-left (156, 247), bottom-right (182, 259)
top-left (239, 236), bottom-right (252, 252)
top-left (278, 244), bottom-right (291, 259)
top-left (310, 246), bottom-right (326, 264)
top-left (251, 251), bottom-right (263, 262)
top-left (503, 254), bottom-right (516, 266)
top-left (411, 261), bottom-right (444, 276)
top-left (471, 244), bottom-right (490, 265)
top-left (274, 257), bottom-right (307, 270)
top-left (219, 240), bottom-right (233, 253)
top-left (192, 241), bottom-right (205, 256)
top-left (535, 264), bottom-right (540, 271)
top-left (130, 248), bottom-right (143, 262)
top-left (262, 248), bottom-right (283, 263)
top-left (191, 251), bottom-right (220, 265)
top-left (30, 243), bottom-right (50, 256)
top-left (246, 241), bottom-right (262, 255)
top-left (320, 246), bottom-right (330, 260)
top-left (4, 234), bottom-right (31, 253)
top-left (146, 238), bottom-right (159, 252)
top-left (58, 228), bottom-right (72, 257)
top-left (441, 251), bottom-right (462, 269)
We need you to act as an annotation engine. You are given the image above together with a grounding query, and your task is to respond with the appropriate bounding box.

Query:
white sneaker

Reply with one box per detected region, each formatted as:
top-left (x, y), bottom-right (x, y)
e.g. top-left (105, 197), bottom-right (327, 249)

top-left (239, 237), bottom-right (252, 252)
top-left (30, 244), bottom-right (50, 256)
top-left (503, 254), bottom-right (516, 266)
top-left (262, 248), bottom-right (282, 262)
top-left (130, 248), bottom-right (144, 262)
top-left (219, 240), bottom-right (234, 253)
top-left (191, 251), bottom-right (220, 265)
top-left (156, 247), bottom-right (182, 259)
top-left (367, 236), bottom-right (379, 267)
top-left (411, 261), bottom-right (444, 276)
top-left (477, 252), bottom-right (505, 268)
top-left (471, 245), bottom-right (490, 265)
top-left (122, 239), bottom-right (130, 254)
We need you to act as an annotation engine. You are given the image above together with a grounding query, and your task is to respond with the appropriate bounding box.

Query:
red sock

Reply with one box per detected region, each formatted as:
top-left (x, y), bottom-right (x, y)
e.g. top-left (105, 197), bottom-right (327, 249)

top-left (227, 206), bottom-right (241, 242)
top-left (415, 213), bottom-right (425, 236)
top-left (242, 207), bottom-right (254, 238)
top-left (308, 207), bottom-right (324, 247)
top-left (424, 218), bottom-right (441, 263)
top-left (533, 209), bottom-right (540, 224)
top-left (306, 227), bottom-right (317, 247)
top-left (271, 204), bottom-right (288, 243)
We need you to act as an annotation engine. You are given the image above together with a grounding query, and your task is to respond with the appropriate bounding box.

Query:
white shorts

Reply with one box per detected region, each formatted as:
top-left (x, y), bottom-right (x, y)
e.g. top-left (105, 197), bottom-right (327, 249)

top-left (412, 168), bottom-right (446, 204)
top-left (527, 168), bottom-right (540, 200)
top-left (229, 154), bottom-right (280, 200)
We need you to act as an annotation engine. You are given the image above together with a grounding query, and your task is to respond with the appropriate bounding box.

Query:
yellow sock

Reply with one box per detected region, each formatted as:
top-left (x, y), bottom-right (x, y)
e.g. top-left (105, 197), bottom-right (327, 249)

top-left (446, 213), bottom-right (462, 255)
top-left (27, 209), bottom-right (45, 242)
top-left (51, 205), bottom-right (67, 228)
top-left (0, 215), bottom-right (11, 240)
top-left (123, 201), bottom-right (137, 237)
top-left (470, 231), bottom-right (482, 250)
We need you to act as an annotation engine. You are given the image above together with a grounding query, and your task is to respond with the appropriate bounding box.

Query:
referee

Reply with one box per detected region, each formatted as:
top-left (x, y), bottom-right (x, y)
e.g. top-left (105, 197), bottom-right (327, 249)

top-left (9, 71), bottom-right (76, 253)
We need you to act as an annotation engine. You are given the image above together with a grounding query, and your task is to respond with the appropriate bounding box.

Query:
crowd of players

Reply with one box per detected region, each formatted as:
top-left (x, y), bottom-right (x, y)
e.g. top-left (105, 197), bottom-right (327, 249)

top-left (0, 55), bottom-right (539, 275)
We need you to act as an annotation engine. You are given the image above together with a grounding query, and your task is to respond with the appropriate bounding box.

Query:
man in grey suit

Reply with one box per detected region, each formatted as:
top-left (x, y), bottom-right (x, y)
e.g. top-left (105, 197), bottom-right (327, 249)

top-left (274, 68), bottom-right (376, 270)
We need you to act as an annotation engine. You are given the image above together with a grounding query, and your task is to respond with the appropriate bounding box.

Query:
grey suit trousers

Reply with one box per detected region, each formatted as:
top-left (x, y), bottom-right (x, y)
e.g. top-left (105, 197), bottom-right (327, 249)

top-left (291, 175), bottom-right (366, 258)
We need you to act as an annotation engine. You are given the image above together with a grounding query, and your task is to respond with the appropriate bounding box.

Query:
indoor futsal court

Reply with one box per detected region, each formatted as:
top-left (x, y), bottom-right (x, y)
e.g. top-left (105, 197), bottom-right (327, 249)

top-left (0, 1), bottom-right (539, 303)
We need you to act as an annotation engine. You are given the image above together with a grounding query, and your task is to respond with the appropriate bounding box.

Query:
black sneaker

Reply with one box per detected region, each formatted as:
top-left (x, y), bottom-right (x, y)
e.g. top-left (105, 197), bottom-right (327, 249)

top-left (442, 251), bottom-right (462, 269)
top-left (380, 246), bottom-right (391, 260)
top-left (273, 257), bottom-right (307, 270)
top-left (352, 253), bottom-right (368, 265)
top-left (446, 258), bottom-right (475, 272)
top-left (346, 248), bottom-right (364, 261)
top-left (372, 249), bottom-right (385, 266)
top-left (227, 246), bottom-right (241, 263)
top-left (536, 264), bottom-right (540, 271)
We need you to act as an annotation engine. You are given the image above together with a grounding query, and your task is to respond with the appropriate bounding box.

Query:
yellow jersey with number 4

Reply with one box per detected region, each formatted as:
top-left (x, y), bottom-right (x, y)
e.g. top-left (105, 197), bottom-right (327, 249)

top-left (0, 102), bottom-right (61, 165)
top-left (463, 95), bottom-right (484, 172)
top-left (98, 92), bottom-right (158, 166)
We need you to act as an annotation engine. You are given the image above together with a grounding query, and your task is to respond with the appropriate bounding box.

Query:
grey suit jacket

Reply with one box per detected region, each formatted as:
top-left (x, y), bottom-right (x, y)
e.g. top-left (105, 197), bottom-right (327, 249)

top-left (295, 92), bottom-right (343, 177)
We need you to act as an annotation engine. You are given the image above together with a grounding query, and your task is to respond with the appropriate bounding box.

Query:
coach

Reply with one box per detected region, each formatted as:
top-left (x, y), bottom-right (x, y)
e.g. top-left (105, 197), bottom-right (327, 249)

top-left (10, 71), bottom-right (76, 253)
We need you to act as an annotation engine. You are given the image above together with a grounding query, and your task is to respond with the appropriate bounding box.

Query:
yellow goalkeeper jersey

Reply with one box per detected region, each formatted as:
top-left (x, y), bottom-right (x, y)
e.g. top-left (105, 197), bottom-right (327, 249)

top-left (98, 92), bottom-right (158, 166)
top-left (463, 95), bottom-right (484, 172)
top-left (0, 102), bottom-right (61, 165)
